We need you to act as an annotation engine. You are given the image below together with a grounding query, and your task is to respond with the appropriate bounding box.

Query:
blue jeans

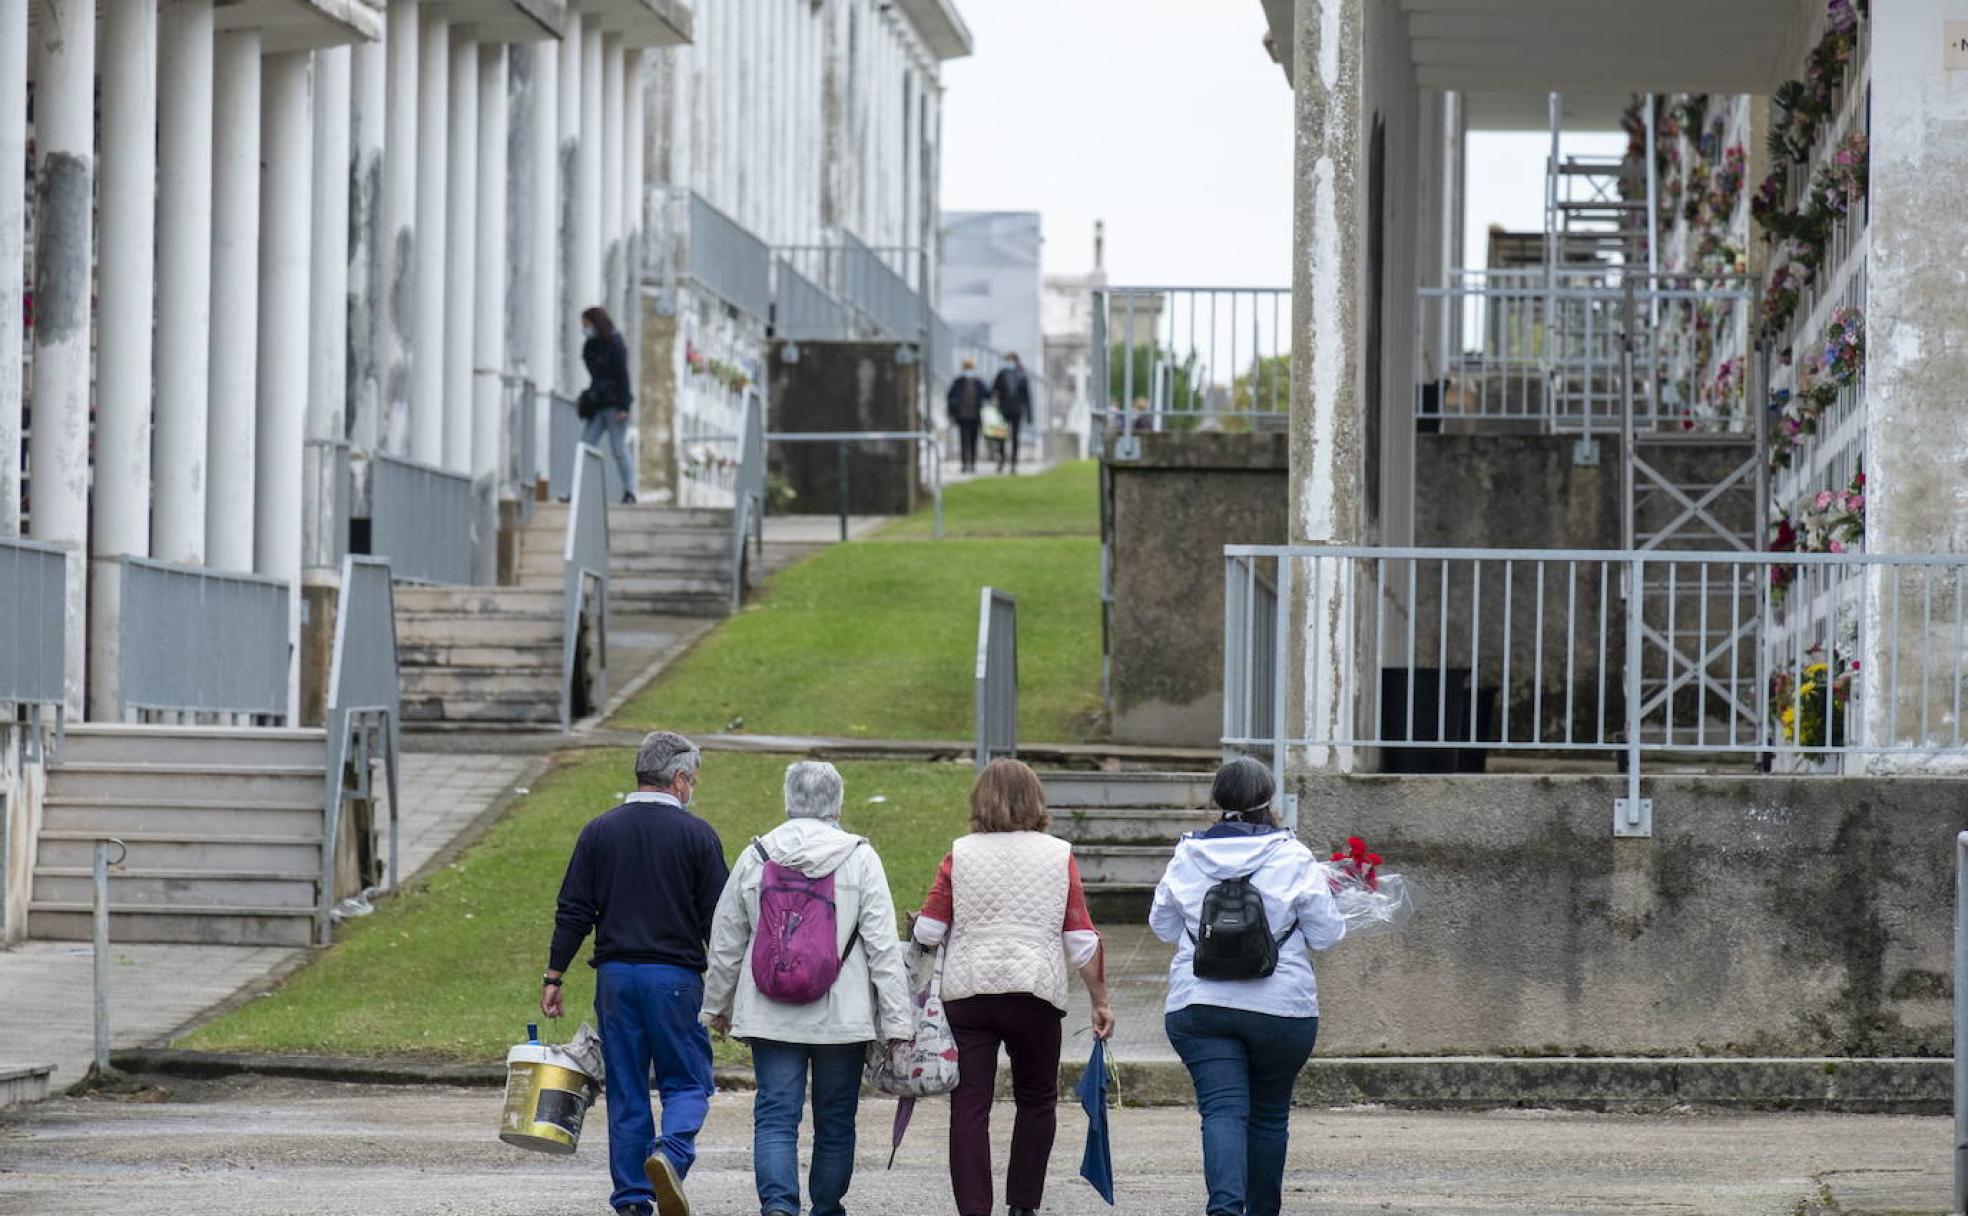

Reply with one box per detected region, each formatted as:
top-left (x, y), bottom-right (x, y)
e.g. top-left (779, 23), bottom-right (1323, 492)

top-left (1164, 1004), bottom-right (1320, 1216)
top-left (749, 1039), bottom-right (868, 1216)
top-left (595, 962), bottom-right (715, 1212)
top-left (582, 409), bottom-right (636, 495)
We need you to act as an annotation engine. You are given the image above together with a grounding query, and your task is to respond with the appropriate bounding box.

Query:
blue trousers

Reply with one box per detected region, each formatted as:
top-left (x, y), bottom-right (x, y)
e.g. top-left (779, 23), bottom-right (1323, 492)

top-left (749, 1039), bottom-right (867, 1216)
top-left (1164, 1004), bottom-right (1320, 1216)
top-left (595, 962), bottom-right (715, 1212)
top-left (582, 410), bottom-right (636, 495)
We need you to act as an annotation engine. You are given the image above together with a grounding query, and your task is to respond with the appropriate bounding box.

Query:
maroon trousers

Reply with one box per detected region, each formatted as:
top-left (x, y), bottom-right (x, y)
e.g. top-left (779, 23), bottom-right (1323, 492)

top-left (943, 993), bottom-right (1064, 1216)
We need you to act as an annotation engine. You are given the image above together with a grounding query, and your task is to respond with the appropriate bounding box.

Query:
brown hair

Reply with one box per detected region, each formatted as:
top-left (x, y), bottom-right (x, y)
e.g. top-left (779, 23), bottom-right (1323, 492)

top-left (581, 306), bottom-right (616, 337)
top-left (968, 758), bottom-right (1050, 833)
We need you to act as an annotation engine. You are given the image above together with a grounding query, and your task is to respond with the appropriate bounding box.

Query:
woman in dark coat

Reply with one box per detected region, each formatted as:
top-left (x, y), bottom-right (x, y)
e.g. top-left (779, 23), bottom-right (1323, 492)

top-left (579, 306), bottom-right (637, 503)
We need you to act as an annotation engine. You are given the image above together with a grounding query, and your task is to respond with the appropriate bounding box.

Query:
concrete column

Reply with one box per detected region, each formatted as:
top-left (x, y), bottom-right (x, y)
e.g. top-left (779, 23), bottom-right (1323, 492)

top-left (30, 0), bottom-right (96, 714)
top-left (258, 51), bottom-right (312, 720)
top-left (382, 0), bottom-right (419, 456)
top-left (623, 50), bottom-right (645, 422)
top-left (1863, 0), bottom-right (1968, 760)
top-left (350, 39), bottom-right (386, 454)
top-left (0, 0), bottom-right (24, 537)
top-left (1287, 0), bottom-right (1365, 775)
top-left (412, 7), bottom-right (448, 465)
top-left (557, 10), bottom-right (584, 390)
top-left (473, 41), bottom-right (505, 585)
top-left (527, 39), bottom-right (558, 459)
top-left (310, 46), bottom-right (352, 449)
top-left (207, 29), bottom-right (262, 572)
top-left (443, 31), bottom-right (478, 475)
top-left (154, 0), bottom-right (215, 564)
top-left (578, 23), bottom-right (603, 318)
top-left (90, 0), bottom-right (159, 717)
top-left (600, 35), bottom-right (623, 327)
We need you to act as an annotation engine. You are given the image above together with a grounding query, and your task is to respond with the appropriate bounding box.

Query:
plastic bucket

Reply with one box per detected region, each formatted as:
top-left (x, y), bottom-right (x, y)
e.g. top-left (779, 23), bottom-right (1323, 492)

top-left (499, 1043), bottom-right (599, 1155)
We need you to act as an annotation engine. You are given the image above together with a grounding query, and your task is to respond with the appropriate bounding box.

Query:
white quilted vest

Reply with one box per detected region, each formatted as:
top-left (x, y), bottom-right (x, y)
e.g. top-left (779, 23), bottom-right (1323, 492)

top-left (941, 831), bottom-right (1071, 1011)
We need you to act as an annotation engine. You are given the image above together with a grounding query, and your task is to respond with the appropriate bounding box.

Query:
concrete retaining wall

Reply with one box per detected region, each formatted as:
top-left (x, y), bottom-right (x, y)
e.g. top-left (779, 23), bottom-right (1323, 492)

top-left (1294, 772), bottom-right (1964, 1056)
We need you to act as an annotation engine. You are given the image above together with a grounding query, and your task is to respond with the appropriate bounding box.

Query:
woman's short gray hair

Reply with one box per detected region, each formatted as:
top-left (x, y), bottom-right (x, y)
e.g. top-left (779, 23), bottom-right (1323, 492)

top-left (784, 761), bottom-right (844, 821)
top-left (635, 731), bottom-right (700, 787)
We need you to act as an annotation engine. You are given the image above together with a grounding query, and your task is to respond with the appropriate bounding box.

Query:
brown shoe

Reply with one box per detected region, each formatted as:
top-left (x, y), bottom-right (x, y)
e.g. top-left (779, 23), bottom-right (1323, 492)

top-left (645, 1152), bottom-right (690, 1216)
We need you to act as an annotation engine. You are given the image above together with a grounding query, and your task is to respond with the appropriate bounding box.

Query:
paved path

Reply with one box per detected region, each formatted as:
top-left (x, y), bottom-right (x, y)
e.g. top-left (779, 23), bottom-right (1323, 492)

top-left (0, 1075), bottom-right (1950, 1215)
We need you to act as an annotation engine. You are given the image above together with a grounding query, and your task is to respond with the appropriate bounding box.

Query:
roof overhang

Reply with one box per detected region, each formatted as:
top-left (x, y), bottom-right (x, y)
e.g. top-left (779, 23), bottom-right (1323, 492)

top-left (447, 0), bottom-right (567, 42)
top-left (1259, 0), bottom-right (1294, 83)
top-left (216, 0), bottom-right (384, 51)
top-left (575, 0), bottom-right (693, 48)
top-left (898, 0), bottom-right (973, 61)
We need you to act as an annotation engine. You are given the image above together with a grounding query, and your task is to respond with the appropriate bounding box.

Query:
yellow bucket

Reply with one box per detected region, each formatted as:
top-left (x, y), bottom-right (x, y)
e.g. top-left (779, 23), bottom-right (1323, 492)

top-left (499, 1043), bottom-right (600, 1155)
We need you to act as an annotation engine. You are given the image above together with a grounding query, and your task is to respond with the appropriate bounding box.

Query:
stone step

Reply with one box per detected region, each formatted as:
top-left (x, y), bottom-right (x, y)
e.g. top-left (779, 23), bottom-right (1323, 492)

top-left (400, 694), bottom-right (562, 726)
top-left (0, 1065), bottom-right (53, 1109)
top-left (26, 904), bottom-right (316, 947)
top-left (519, 527), bottom-right (728, 557)
top-left (1040, 771), bottom-right (1216, 810)
top-left (393, 613), bottom-right (564, 647)
top-left (36, 831), bottom-right (323, 873)
top-left (1081, 882), bottom-right (1156, 924)
top-left (1071, 844), bottom-right (1179, 887)
top-left (50, 763), bottom-right (325, 805)
top-left (397, 666), bottom-right (562, 697)
top-left (393, 586), bottom-right (564, 615)
top-left (607, 587), bottom-right (731, 618)
top-left (529, 503), bottom-right (732, 529)
top-left (517, 551), bottom-right (733, 580)
top-left (397, 642), bottom-right (565, 669)
top-left (54, 725), bottom-right (327, 767)
top-left (613, 573), bottom-right (733, 597)
top-left (1050, 807), bottom-right (1210, 846)
top-left (40, 797), bottom-right (323, 839)
top-left (32, 869), bottom-right (319, 909)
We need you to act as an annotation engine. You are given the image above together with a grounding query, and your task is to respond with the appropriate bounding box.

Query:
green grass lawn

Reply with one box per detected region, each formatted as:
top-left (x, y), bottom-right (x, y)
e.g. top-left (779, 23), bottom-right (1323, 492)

top-left (613, 461), bottom-right (1103, 742)
top-left (180, 750), bottom-right (972, 1064)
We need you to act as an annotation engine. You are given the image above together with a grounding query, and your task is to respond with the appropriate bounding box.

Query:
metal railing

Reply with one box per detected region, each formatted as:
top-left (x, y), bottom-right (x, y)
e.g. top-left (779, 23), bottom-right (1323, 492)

top-left (727, 387), bottom-right (766, 612)
top-left (974, 587), bottom-right (1018, 769)
top-left (764, 430), bottom-right (944, 541)
top-left (1092, 285), bottom-right (1292, 442)
top-left (560, 444), bottom-right (610, 732)
top-left (685, 191), bottom-right (772, 321)
top-left (1223, 546), bottom-right (1968, 835)
top-left (839, 232), bottom-right (927, 341)
top-left (772, 256), bottom-right (853, 343)
top-left (369, 453), bottom-right (474, 585)
top-left (320, 555), bottom-right (402, 945)
top-left (0, 536), bottom-right (66, 710)
top-left (302, 438), bottom-right (352, 571)
top-left (117, 556), bottom-right (289, 722)
top-left (547, 390), bottom-right (626, 505)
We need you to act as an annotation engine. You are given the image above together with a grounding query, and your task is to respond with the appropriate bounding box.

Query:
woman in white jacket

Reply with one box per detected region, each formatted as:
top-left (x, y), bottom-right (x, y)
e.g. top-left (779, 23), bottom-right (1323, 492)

top-left (1149, 757), bottom-right (1346, 1216)
top-left (702, 762), bottom-right (912, 1216)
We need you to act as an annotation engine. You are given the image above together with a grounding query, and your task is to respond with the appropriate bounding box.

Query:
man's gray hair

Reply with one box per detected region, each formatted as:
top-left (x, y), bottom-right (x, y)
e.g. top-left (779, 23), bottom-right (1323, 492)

top-left (635, 731), bottom-right (701, 788)
top-left (784, 761), bottom-right (844, 821)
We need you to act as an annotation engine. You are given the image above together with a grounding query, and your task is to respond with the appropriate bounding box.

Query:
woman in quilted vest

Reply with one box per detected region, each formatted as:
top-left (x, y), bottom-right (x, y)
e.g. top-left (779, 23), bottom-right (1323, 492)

top-left (913, 758), bottom-right (1114, 1216)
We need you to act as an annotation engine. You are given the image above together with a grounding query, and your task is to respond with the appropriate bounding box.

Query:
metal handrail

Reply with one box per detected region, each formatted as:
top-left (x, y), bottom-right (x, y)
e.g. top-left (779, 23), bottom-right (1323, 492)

top-left (369, 452), bottom-right (474, 585)
top-left (560, 444), bottom-right (610, 732)
top-left (684, 191), bottom-right (772, 320)
top-left (763, 430), bottom-right (944, 541)
top-left (0, 537), bottom-right (67, 755)
top-left (727, 387), bottom-right (766, 612)
top-left (1092, 285), bottom-right (1293, 432)
top-left (319, 555), bottom-right (403, 945)
top-left (974, 587), bottom-right (1018, 769)
top-left (117, 556), bottom-right (290, 722)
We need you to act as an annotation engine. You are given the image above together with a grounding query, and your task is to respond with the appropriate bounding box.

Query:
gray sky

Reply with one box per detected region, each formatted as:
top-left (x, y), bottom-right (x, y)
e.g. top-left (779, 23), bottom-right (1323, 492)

top-left (939, 3), bottom-right (1626, 285)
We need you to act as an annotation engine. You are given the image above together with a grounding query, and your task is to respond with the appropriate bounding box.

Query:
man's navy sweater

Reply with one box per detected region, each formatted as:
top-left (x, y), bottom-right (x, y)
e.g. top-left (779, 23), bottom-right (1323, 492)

top-left (548, 794), bottom-right (730, 973)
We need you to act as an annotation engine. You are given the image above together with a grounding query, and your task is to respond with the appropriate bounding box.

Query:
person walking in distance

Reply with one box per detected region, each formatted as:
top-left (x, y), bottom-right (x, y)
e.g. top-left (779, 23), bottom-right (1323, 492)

top-left (701, 762), bottom-right (914, 1216)
top-left (578, 305), bottom-right (638, 503)
top-left (1150, 757), bottom-right (1346, 1216)
top-left (914, 758), bottom-right (1114, 1216)
top-left (989, 352), bottom-right (1033, 474)
top-left (946, 358), bottom-right (989, 474)
top-left (543, 731), bottom-right (728, 1216)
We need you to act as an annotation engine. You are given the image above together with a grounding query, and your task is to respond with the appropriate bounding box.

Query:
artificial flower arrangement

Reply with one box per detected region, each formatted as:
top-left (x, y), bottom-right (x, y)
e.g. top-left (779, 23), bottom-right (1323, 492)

top-left (1770, 646), bottom-right (1858, 754)
top-left (1768, 471), bottom-right (1866, 598)
top-left (1815, 129), bottom-right (1868, 217)
top-left (1684, 158), bottom-right (1713, 225)
top-left (702, 357), bottom-right (752, 393)
top-left (1707, 355), bottom-right (1746, 415)
top-left (1760, 245), bottom-right (1813, 338)
top-left (1710, 144), bottom-right (1748, 218)
top-left (1325, 836), bottom-right (1418, 938)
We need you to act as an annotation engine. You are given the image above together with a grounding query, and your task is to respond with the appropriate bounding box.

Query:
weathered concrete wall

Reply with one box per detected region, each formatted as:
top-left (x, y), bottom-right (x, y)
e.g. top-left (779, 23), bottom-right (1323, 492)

top-left (0, 728), bottom-right (45, 945)
top-left (1296, 772), bottom-right (1965, 1056)
top-left (766, 341), bottom-right (923, 516)
top-left (638, 305), bottom-right (679, 499)
top-left (1110, 432), bottom-right (1290, 746)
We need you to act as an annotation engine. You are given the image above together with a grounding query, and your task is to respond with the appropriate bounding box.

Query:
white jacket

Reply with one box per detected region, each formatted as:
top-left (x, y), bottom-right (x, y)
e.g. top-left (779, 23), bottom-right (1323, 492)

top-left (701, 819), bottom-right (913, 1045)
top-left (1149, 824), bottom-right (1346, 1019)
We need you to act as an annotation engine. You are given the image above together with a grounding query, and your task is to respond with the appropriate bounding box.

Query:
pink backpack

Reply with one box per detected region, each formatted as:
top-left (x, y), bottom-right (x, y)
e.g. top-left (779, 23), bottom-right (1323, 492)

top-left (750, 839), bottom-right (862, 1004)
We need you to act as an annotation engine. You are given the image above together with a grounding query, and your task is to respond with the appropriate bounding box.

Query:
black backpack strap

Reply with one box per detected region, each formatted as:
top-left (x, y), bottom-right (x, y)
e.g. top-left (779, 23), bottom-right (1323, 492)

top-left (1273, 920), bottom-right (1299, 946)
top-left (751, 839), bottom-right (770, 866)
top-left (838, 838), bottom-right (867, 963)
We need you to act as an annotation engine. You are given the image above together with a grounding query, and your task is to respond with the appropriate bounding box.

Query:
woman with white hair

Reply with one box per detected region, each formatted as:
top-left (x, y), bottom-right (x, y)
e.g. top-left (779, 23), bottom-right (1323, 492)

top-left (701, 761), bottom-right (912, 1216)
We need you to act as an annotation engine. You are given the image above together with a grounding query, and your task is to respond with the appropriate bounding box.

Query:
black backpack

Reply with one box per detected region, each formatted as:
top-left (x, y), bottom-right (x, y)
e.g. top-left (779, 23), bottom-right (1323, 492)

top-left (1190, 874), bottom-right (1295, 980)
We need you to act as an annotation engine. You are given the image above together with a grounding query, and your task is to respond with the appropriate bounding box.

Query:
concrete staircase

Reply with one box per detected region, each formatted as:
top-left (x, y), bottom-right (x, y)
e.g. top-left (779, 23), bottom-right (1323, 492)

top-left (27, 725), bottom-right (328, 947)
top-left (523, 501), bottom-right (737, 618)
top-left (1044, 771), bottom-right (1216, 922)
top-left (395, 584), bottom-right (572, 730)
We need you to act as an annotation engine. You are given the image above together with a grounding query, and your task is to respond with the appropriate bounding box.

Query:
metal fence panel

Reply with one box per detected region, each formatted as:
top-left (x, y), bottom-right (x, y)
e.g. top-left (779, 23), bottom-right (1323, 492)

top-left (773, 257), bottom-right (852, 342)
top-left (840, 232), bottom-right (927, 341)
top-left (561, 444), bottom-right (611, 732)
top-left (726, 388), bottom-right (766, 612)
top-left (0, 537), bottom-right (66, 706)
top-left (1095, 285), bottom-right (1292, 433)
top-left (302, 439), bottom-right (351, 571)
top-left (370, 453), bottom-right (474, 585)
top-left (686, 192), bottom-right (771, 320)
top-left (974, 587), bottom-right (1018, 768)
top-left (321, 555), bottom-right (403, 944)
top-left (118, 557), bottom-right (289, 719)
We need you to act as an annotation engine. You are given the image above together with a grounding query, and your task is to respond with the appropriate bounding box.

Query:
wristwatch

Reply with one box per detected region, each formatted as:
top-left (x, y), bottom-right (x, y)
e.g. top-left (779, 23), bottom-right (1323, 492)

top-left (541, 975), bottom-right (562, 988)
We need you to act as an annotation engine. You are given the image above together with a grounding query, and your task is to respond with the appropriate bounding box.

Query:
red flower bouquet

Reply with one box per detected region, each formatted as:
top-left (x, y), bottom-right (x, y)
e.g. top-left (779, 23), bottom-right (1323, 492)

top-left (1325, 835), bottom-right (1419, 937)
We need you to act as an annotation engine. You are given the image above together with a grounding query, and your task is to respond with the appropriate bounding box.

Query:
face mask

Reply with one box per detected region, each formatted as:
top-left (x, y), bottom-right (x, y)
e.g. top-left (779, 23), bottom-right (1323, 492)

top-left (583, 325), bottom-right (597, 340)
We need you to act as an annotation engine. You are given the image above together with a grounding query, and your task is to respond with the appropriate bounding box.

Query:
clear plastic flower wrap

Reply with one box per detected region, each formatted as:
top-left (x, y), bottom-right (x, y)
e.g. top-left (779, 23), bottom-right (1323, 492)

top-left (1324, 836), bottom-right (1420, 938)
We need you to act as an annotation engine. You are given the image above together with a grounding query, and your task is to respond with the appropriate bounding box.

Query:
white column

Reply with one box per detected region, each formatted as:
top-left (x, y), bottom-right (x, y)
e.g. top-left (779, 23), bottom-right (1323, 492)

top-left (443, 31), bottom-right (478, 475)
top-left (527, 37), bottom-right (558, 465)
top-left (0, 0), bottom-right (25, 537)
top-left (207, 29), bottom-right (262, 572)
top-left (600, 35), bottom-right (623, 326)
top-left (557, 10), bottom-right (584, 390)
top-left (90, 0), bottom-right (158, 717)
top-left (310, 46), bottom-right (351, 447)
top-left (350, 39), bottom-right (386, 454)
top-left (258, 50), bottom-right (312, 719)
top-left (474, 42), bottom-right (507, 585)
top-left (30, 0), bottom-right (96, 714)
top-left (412, 7), bottom-right (448, 465)
top-left (382, 0), bottom-right (419, 456)
top-left (623, 50), bottom-right (645, 427)
top-left (578, 23), bottom-right (603, 319)
top-left (154, 0), bottom-right (215, 563)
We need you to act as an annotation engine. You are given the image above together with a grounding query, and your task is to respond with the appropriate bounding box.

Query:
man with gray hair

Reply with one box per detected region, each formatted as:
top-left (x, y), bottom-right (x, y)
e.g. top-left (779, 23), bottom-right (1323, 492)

top-left (544, 730), bottom-right (729, 1216)
top-left (701, 761), bottom-right (913, 1216)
